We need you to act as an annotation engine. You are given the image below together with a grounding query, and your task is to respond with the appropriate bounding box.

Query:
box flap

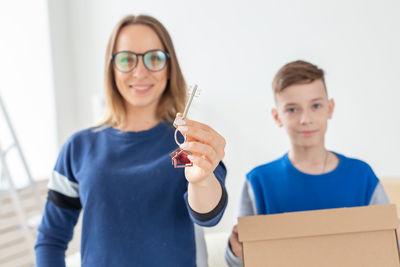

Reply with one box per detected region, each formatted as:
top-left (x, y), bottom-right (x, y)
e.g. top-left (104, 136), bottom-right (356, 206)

top-left (238, 204), bottom-right (398, 242)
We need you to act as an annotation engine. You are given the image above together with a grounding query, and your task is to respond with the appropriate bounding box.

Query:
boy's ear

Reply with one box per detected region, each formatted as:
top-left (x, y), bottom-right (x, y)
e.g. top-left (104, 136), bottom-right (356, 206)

top-left (328, 98), bottom-right (335, 119)
top-left (271, 108), bottom-right (283, 127)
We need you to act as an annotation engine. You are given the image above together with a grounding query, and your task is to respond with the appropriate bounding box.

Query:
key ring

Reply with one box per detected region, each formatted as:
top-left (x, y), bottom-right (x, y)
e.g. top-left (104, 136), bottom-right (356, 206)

top-left (174, 128), bottom-right (185, 146)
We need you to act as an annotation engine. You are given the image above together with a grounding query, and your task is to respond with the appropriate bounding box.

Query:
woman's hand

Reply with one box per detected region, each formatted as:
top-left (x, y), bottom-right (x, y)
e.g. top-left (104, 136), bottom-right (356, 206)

top-left (174, 114), bottom-right (226, 185)
top-left (174, 114), bottom-right (226, 214)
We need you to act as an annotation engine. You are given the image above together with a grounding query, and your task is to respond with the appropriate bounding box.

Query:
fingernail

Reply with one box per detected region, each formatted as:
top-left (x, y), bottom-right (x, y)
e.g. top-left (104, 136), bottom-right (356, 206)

top-left (178, 126), bottom-right (188, 132)
top-left (174, 117), bottom-right (186, 126)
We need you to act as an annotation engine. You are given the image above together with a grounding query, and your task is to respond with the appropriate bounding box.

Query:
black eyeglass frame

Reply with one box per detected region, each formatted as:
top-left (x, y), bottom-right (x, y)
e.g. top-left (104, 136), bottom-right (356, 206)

top-left (111, 49), bottom-right (170, 72)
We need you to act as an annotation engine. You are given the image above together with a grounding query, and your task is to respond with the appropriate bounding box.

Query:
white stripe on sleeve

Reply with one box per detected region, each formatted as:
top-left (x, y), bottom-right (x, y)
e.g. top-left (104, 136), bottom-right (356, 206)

top-left (48, 171), bottom-right (79, 198)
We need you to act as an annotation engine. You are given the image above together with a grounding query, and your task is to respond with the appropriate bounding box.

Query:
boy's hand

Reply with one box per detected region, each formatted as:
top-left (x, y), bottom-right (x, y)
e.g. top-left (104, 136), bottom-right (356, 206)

top-left (174, 115), bottom-right (225, 185)
top-left (229, 225), bottom-right (243, 259)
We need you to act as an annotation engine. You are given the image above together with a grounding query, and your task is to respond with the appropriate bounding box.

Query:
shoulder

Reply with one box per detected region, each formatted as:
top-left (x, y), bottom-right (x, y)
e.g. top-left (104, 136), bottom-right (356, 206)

top-left (60, 126), bottom-right (103, 153)
top-left (335, 152), bottom-right (379, 187)
top-left (247, 154), bottom-right (286, 181)
top-left (67, 126), bottom-right (98, 141)
top-left (68, 127), bottom-right (98, 141)
top-left (336, 152), bottom-right (375, 174)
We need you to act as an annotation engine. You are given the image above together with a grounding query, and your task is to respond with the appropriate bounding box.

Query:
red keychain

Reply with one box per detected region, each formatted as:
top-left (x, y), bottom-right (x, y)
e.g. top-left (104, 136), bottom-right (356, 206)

top-left (170, 147), bottom-right (192, 168)
top-left (170, 85), bottom-right (199, 168)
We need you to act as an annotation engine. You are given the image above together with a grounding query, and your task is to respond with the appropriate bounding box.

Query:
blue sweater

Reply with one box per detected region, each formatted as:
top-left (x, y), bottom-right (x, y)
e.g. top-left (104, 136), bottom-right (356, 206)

top-left (35, 122), bottom-right (227, 267)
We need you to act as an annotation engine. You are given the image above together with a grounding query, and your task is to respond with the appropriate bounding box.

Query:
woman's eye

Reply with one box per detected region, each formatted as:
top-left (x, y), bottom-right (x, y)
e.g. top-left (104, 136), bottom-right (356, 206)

top-left (151, 55), bottom-right (161, 61)
top-left (121, 56), bottom-right (133, 65)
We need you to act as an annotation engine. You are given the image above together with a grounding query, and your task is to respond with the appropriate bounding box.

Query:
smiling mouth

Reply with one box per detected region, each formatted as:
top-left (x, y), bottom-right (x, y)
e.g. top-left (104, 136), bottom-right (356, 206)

top-left (129, 85), bottom-right (152, 94)
top-left (299, 130), bottom-right (318, 136)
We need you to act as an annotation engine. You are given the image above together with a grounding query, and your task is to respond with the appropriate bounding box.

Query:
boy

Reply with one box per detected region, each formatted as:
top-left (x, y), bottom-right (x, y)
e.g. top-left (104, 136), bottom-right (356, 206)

top-left (225, 60), bottom-right (390, 266)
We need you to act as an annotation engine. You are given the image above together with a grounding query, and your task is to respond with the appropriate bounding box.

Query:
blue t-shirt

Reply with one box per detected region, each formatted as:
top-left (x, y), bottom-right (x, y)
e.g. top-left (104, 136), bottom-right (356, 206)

top-left (35, 122), bottom-right (227, 267)
top-left (248, 152), bottom-right (379, 214)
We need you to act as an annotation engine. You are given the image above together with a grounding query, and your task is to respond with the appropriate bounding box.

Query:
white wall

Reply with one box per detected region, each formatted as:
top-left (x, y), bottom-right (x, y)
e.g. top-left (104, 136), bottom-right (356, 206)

top-left (0, 0), bottom-right (57, 187)
top-left (46, 0), bottom-right (77, 149)
top-left (48, 0), bottom-right (400, 233)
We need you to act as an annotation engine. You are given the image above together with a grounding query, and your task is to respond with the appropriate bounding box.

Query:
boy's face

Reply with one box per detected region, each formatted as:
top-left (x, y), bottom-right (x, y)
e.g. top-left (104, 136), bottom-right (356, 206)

top-left (271, 79), bottom-right (334, 149)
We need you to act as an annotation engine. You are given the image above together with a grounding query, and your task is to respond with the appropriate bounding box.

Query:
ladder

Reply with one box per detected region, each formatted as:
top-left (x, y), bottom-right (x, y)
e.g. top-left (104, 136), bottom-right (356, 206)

top-left (0, 92), bottom-right (39, 265)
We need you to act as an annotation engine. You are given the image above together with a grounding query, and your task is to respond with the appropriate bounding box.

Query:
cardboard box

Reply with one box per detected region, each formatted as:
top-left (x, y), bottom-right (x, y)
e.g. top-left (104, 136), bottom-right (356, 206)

top-left (238, 204), bottom-right (399, 267)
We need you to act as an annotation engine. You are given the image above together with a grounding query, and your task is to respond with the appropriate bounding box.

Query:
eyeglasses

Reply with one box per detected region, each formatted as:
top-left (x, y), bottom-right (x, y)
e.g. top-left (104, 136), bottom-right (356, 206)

top-left (111, 50), bottom-right (169, 72)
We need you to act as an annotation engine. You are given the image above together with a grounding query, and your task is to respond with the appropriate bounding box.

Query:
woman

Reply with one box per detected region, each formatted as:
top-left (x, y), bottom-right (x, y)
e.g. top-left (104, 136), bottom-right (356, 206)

top-left (35, 15), bottom-right (227, 267)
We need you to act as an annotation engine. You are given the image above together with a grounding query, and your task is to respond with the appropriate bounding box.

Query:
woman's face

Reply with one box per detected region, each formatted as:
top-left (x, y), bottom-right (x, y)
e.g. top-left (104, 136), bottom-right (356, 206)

top-left (113, 24), bottom-right (168, 116)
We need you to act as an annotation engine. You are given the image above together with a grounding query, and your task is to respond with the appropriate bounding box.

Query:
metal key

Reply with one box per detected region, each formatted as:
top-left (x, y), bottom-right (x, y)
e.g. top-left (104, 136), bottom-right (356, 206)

top-left (170, 84), bottom-right (199, 168)
top-left (182, 84), bottom-right (198, 119)
top-left (173, 84), bottom-right (199, 128)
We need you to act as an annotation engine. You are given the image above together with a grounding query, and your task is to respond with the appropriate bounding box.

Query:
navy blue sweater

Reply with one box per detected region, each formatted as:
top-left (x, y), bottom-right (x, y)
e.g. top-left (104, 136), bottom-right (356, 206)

top-left (35, 122), bottom-right (227, 267)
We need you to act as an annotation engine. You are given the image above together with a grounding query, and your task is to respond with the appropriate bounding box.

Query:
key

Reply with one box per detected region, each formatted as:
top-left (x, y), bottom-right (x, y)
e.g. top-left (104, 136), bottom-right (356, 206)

top-left (182, 84), bottom-right (198, 119)
top-left (170, 84), bottom-right (199, 168)
top-left (173, 84), bottom-right (199, 127)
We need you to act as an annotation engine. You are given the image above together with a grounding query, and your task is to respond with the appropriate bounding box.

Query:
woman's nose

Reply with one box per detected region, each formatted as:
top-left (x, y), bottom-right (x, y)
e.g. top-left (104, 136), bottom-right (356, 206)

top-left (132, 57), bottom-right (148, 77)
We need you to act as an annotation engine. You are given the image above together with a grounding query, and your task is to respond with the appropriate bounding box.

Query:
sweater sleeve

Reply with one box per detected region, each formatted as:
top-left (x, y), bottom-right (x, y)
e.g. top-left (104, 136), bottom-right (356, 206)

top-left (369, 182), bottom-right (390, 205)
top-left (35, 200), bottom-right (81, 267)
top-left (35, 138), bottom-right (82, 267)
top-left (225, 179), bottom-right (258, 267)
top-left (184, 161), bottom-right (228, 227)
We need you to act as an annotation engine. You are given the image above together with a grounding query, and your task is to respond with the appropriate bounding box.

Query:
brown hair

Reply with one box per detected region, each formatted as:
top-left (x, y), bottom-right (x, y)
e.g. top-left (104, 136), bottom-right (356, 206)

top-left (272, 60), bottom-right (326, 94)
top-left (98, 15), bottom-right (186, 128)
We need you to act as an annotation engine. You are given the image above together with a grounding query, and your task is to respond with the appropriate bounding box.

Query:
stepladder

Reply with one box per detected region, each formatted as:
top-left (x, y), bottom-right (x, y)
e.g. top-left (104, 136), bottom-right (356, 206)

top-left (0, 92), bottom-right (46, 267)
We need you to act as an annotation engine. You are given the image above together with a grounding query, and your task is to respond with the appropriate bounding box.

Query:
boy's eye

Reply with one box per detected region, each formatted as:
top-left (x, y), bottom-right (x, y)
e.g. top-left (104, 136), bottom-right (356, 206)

top-left (312, 103), bottom-right (322, 109)
top-left (287, 108), bottom-right (297, 113)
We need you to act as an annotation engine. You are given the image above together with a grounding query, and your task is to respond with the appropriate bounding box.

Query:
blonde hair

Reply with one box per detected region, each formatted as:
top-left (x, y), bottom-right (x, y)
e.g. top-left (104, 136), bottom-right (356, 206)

top-left (97, 15), bottom-right (186, 128)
